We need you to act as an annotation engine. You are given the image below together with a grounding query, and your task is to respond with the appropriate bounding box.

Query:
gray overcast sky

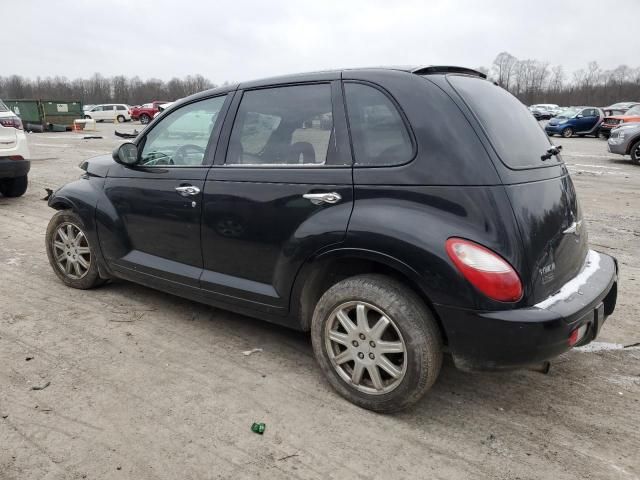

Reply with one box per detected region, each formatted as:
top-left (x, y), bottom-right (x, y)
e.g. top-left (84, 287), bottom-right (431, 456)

top-left (6, 0), bottom-right (640, 83)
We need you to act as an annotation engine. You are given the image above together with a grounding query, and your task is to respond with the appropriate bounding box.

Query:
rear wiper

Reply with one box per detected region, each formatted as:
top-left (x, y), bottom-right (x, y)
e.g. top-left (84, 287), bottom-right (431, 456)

top-left (541, 145), bottom-right (562, 161)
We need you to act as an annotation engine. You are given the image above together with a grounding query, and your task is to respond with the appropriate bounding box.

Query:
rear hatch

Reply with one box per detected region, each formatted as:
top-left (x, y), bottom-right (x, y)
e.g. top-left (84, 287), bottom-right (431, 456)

top-left (0, 102), bottom-right (18, 150)
top-left (447, 75), bottom-right (588, 304)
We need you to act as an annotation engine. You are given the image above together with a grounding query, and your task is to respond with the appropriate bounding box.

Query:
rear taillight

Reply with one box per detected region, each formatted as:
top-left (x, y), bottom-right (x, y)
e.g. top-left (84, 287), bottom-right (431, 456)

top-left (445, 238), bottom-right (523, 302)
top-left (0, 117), bottom-right (23, 130)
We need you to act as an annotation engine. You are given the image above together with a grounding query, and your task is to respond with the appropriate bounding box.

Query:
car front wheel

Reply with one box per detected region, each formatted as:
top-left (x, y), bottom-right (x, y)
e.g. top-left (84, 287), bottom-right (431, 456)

top-left (311, 274), bottom-right (442, 413)
top-left (562, 127), bottom-right (574, 138)
top-left (0, 175), bottom-right (28, 197)
top-left (140, 114), bottom-right (150, 124)
top-left (45, 210), bottom-right (105, 289)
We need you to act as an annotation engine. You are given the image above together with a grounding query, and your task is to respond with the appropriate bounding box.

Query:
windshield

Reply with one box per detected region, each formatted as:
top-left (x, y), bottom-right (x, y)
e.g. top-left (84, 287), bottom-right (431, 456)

top-left (448, 75), bottom-right (553, 169)
top-left (556, 108), bottom-right (579, 119)
top-left (624, 106), bottom-right (640, 116)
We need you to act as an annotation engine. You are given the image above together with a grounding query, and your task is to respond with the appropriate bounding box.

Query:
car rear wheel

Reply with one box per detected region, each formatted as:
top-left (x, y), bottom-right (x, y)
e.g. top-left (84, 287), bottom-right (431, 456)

top-left (562, 127), bottom-right (574, 138)
top-left (140, 114), bottom-right (151, 125)
top-left (116, 115), bottom-right (125, 123)
top-left (0, 175), bottom-right (28, 197)
top-left (311, 274), bottom-right (442, 413)
top-left (46, 210), bottom-right (105, 289)
top-left (630, 140), bottom-right (640, 165)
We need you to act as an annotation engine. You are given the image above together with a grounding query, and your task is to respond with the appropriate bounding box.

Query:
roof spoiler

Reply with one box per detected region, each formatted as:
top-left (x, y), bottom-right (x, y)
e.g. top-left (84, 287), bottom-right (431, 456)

top-left (411, 66), bottom-right (487, 79)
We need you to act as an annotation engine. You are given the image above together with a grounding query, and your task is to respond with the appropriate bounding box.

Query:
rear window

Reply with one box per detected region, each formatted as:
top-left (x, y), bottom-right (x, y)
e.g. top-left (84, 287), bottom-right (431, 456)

top-left (448, 75), bottom-right (553, 169)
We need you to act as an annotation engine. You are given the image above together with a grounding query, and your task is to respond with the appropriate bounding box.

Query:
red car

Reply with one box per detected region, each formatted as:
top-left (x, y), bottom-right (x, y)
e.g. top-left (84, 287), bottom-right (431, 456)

top-left (130, 101), bottom-right (170, 124)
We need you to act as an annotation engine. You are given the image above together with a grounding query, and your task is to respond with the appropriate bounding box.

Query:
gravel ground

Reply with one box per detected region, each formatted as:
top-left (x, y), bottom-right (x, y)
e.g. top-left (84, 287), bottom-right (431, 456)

top-left (1, 122), bottom-right (639, 480)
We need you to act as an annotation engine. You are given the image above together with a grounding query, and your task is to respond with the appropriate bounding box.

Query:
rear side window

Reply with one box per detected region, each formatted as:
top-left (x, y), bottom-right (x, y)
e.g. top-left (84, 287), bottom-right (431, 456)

top-left (344, 83), bottom-right (413, 166)
top-left (116, 105), bottom-right (126, 111)
top-left (448, 75), bottom-right (553, 169)
top-left (226, 84), bottom-right (334, 166)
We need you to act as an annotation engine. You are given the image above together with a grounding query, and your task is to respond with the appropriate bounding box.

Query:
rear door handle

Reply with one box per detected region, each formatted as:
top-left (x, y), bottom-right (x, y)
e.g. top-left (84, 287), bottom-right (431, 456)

top-left (302, 192), bottom-right (342, 205)
top-left (175, 185), bottom-right (201, 197)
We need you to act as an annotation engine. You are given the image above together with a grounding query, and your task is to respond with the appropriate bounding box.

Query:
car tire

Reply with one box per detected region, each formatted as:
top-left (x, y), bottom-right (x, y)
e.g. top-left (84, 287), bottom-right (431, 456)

top-left (562, 127), bottom-right (574, 138)
top-left (84, 115), bottom-right (91, 120)
top-left (311, 274), bottom-right (442, 413)
top-left (547, 133), bottom-right (554, 137)
top-left (630, 140), bottom-right (640, 165)
top-left (45, 210), bottom-right (105, 289)
top-left (116, 115), bottom-right (125, 123)
top-left (140, 114), bottom-right (150, 125)
top-left (0, 175), bottom-right (28, 197)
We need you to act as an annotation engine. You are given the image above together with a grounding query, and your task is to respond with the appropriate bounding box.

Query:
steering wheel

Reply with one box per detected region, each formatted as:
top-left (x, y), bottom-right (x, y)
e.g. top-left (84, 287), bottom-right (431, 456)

top-left (173, 144), bottom-right (206, 165)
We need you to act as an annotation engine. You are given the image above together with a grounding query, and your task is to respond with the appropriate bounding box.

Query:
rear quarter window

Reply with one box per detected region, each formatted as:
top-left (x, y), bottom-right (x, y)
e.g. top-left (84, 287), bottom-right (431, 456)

top-left (448, 75), bottom-right (553, 169)
top-left (344, 82), bottom-right (414, 166)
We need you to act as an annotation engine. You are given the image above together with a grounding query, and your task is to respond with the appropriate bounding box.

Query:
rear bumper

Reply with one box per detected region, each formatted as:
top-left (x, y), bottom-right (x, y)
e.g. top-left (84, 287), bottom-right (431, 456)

top-left (0, 158), bottom-right (30, 179)
top-left (437, 250), bottom-right (618, 370)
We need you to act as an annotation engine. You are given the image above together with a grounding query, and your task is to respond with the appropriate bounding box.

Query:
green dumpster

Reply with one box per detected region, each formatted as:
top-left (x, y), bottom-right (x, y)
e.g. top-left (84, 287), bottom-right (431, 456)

top-left (5, 99), bottom-right (84, 131)
top-left (40, 100), bottom-right (83, 129)
top-left (5, 100), bottom-right (41, 128)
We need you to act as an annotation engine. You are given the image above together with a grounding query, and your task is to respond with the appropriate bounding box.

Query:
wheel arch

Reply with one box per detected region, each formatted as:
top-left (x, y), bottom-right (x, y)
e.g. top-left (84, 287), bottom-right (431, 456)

top-left (290, 248), bottom-right (447, 344)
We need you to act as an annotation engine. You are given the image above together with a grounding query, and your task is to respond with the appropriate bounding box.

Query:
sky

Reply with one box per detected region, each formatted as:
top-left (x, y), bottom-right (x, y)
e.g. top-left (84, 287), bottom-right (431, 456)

top-left (5, 0), bottom-right (640, 84)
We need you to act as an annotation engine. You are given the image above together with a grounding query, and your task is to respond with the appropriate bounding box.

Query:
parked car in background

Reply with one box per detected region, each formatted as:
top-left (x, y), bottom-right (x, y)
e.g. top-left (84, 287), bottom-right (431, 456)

top-left (545, 106), bottom-right (603, 137)
top-left (531, 106), bottom-right (553, 120)
top-left (607, 122), bottom-right (640, 164)
top-left (600, 105), bottom-right (640, 138)
top-left (45, 66), bottom-right (617, 412)
top-left (529, 103), bottom-right (559, 112)
top-left (130, 101), bottom-right (170, 124)
top-left (0, 99), bottom-right (31, 197)
top-left (84, 104), bottom-right (131, 123)
top-left (154, 101), bottom-right (175, 118)
top-left (606, 101), bottom-right (639, 111)
top-left (83, 104), bottom-right (95, 113)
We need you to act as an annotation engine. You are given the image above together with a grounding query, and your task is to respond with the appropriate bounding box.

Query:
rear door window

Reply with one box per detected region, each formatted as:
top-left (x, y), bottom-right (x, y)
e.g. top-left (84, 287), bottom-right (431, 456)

top-left (344, 82), bottom-right (413, 166)
top-left (226, 84), bottom-right (334, 166)
top-left (448, 75), bottom-right (554, 169)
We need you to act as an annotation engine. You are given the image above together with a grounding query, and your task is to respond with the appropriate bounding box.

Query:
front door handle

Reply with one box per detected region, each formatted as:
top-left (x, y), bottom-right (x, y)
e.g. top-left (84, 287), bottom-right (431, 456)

top-left (175, 185), bottom-right (201, 197)
top-left (302, 192), bottom-right (342, 205)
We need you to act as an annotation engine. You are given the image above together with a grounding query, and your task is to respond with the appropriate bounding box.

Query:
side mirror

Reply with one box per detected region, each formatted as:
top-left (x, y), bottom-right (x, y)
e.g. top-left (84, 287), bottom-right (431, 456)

top-left (113, 142), bottom-right (139, 165)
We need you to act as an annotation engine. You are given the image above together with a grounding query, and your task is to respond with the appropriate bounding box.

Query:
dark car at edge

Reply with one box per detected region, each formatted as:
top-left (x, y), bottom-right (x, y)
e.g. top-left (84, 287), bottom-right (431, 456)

top-left (45, 66), bottom-right (618, 412)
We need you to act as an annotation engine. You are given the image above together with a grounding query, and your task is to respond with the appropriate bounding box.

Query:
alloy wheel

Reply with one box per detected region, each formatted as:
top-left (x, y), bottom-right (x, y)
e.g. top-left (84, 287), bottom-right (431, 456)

top-left (324, 301), bottom-right (407, 395)
top-left (52, 222), bottom-right (91, 279)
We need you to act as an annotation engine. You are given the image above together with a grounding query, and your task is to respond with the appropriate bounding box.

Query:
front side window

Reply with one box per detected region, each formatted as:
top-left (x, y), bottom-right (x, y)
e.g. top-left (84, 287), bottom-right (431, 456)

top-left (140, 95), bottom-right (227, 167)
top-left (344, 82), bottom-right (413, 166)
top-left (226, 84), bottom-right (333, 165)
top-left (92, 106), bottom-right (103, 112)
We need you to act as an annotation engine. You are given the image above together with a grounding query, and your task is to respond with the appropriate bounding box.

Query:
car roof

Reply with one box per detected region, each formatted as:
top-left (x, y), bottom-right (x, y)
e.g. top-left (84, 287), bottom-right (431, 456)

top-left (186, 65), bottom-right (486, 102)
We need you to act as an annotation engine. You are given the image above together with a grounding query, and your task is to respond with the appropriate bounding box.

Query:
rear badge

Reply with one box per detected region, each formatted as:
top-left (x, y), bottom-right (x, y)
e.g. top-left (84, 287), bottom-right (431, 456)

top-left (540, 262), bottom-right (556, 285)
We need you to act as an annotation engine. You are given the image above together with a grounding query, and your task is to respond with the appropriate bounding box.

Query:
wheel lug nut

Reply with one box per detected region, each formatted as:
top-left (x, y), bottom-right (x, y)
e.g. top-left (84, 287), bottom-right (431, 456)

top-left (369, 353), bottom-right (375, 359)
top-left (352, 340), bottom-right (359, 347)
top-left (357, 352), bottom-right (364, 359)
top-left (369, 341), bottom-right (376, 348)
top-left (359, 333), bottom-right (366, 340)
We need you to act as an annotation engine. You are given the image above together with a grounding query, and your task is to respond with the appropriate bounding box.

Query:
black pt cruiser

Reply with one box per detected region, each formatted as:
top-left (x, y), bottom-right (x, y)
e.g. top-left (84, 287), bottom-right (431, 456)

top-left (46, 66), bottom-right (618, 412)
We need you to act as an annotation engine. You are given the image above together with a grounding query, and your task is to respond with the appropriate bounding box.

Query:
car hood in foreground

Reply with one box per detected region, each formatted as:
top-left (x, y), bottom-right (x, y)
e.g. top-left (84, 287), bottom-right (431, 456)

top-left (80, 154), bottom-right (114, 178)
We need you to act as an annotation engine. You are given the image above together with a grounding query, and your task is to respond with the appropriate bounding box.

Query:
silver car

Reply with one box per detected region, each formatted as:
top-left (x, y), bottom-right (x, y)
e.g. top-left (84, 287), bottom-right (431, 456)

top-left (608, 122), bottom-right (640, 164)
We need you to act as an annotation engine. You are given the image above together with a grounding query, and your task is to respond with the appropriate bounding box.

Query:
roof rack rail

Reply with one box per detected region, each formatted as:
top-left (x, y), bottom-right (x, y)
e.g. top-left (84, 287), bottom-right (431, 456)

top-left (411, 66), bottom-right (487, 79)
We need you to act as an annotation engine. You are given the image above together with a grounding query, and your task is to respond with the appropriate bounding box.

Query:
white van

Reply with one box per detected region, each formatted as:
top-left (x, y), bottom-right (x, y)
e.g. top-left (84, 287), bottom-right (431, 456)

top-left (84, 104), bottom-right (131, 123)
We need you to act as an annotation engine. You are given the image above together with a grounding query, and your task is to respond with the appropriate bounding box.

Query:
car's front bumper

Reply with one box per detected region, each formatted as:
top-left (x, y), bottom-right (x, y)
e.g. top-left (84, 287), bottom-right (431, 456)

top-left (437, 250), bottom-right (618, 370)
top-left (607, 139), bottom-right (628, 155)
top-left (0, 157), bottom-right (30, 179)
top-left (544, 124), bottom-right (566, 134)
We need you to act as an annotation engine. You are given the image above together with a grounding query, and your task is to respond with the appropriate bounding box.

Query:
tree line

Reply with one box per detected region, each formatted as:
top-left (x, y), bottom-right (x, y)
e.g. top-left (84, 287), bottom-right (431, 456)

top-left (0, 73), bottom-right (221, 106)
top-left (489, 52), bottom-right (640, 106)
top-left (2, 54), bottom-right (640, 107)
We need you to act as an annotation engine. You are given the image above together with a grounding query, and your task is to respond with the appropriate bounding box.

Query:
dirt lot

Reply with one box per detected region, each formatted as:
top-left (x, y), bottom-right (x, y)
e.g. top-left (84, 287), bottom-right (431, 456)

top-left (1, 122), bottom-right (639, 480)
